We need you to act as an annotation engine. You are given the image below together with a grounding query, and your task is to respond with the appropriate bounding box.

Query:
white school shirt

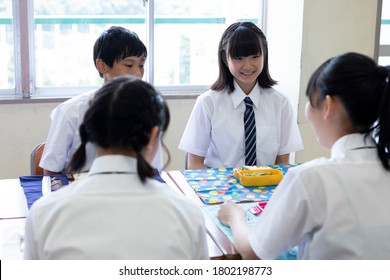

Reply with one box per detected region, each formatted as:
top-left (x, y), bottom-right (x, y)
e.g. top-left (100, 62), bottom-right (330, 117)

top-left (24, 155), bottom-right (209, 260)
top-left (178, 81), bottom-right (303, 167)
top-left (39, 90), bottom-right (164, 172)
top-left (249, 133), bottom-right (390, 259)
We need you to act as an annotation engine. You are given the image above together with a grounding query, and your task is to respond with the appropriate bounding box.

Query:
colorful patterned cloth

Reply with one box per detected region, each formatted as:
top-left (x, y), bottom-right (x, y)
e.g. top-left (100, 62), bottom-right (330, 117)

top-left (181, 164), bottom-right (298, 205)
top-left (202, 203), bottom-right (297, 259)
top-left (19, 174), bottom-right (74, 209)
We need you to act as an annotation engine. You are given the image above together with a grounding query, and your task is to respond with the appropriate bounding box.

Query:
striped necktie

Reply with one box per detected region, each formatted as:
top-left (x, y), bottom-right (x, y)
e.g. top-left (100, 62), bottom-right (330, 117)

top-left (244, 97), bottom-right (257, 166)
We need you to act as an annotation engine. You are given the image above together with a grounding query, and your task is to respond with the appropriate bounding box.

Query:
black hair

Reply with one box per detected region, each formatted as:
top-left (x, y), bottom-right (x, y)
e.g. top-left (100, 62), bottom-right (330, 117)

top-left (93, 26), bottom-right (147, 78)
top-left (67, 76), bottom-right (170, 182)
top-left (211, 21), bottom-right (277, 93)
top-left (306, 52), bottom-right (390, 170)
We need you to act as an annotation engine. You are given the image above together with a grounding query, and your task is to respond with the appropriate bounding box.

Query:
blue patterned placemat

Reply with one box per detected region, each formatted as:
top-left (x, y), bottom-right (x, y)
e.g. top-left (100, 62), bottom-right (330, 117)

top-left (202, 203), bottom-right (297, 260)
top-left (181, 164), bottom-right (297, 205)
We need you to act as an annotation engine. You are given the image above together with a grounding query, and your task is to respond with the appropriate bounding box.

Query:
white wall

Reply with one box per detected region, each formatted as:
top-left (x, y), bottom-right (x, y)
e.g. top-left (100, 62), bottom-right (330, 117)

top-left (296, 0), bottom-right (381, 163)
top-left (0, 0), bottom-right (382, 179)
top-left (266, 0), bottom-right (304, 163)
top-left (0, 102), bottom-right (56, 178)
top-left (0, 98), bottom-right (196, 179)
top-left (267, 0), bottom-right (304, 116)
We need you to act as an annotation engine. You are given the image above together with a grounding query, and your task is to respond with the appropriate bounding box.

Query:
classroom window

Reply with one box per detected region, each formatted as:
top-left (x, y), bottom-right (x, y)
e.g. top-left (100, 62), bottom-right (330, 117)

top-left (3, 1), bottom-right (387, 100)
top-left (0, 0), bottom-right (263, 99)
top-left (0, 1), bottom-right (13, 94)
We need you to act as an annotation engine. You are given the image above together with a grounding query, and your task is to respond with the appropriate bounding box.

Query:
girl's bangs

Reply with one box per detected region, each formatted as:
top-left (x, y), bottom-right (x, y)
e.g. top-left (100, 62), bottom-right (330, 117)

top-left (228, 29), bottom-right (263, 58)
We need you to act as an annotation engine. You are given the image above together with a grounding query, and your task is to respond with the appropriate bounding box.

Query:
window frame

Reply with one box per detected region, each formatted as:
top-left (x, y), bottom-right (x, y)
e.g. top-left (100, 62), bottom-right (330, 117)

top-left (1, 0), bottom-right (266, 101)
top-left (2, 0), bottom-right (388, 101)
top-left (379, 0), bottom-right (390, 60)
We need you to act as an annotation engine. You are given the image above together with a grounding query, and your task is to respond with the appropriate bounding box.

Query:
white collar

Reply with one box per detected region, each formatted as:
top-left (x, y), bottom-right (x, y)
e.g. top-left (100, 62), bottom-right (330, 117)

top-left (331, 133), bottom-right (376, 159)
top-left (88, 155), bottom-right (138, 176)
top-left (231, 80), bottom-right (261, 109)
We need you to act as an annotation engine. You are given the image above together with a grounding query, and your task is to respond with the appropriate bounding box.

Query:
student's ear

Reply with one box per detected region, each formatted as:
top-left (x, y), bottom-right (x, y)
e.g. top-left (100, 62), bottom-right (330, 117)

top-left (95, 59), bottom-right (107, 75)
top-left (145, 126), bottom-right (159, 150)
top-left (141, 126), bottom-right (160, 164)
top-left (323, 95), bottom-right (336, 120)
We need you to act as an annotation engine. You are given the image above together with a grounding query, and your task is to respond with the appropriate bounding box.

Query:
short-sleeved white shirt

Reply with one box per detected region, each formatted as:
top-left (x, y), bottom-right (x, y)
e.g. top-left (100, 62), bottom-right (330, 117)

top-left (178, 82), bottom-right (303, 167)
top-left (39, 90), bottom-right (164, 172)
top-left (249, 133), bottom-right (390, 259)
top-left (25, 155), bottom-right (209, 260)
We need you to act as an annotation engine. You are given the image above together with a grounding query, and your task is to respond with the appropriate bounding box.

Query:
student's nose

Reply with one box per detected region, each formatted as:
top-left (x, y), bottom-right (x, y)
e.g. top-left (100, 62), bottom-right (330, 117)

top-left (133, 67), bottom-right (144, 78)
top-left (242, 58), bottom-right (253, 68)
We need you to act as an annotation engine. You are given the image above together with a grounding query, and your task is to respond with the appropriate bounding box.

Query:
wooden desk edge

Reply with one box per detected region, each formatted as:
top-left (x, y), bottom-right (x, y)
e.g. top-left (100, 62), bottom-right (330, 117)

top-left (162, 171), bottom-right (227, 260)
top-left (167, 170), bottom-right (242, 260)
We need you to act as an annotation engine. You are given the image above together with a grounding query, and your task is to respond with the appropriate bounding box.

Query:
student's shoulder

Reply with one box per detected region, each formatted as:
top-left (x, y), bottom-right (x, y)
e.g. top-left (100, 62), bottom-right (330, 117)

top-left (55, 89), bottom-right (97, 111)
top-left (149, 180), bottom-right (203, 212)
top-left (260, 87), bottom-right (293, 109)
top-left (148, 179), bottom-right (186, 199)
top-left (286, 158), bottom-right (335, 179)
top-left (29, 183), bottom-right (78, 215)
top-left (261, 87), bottom-right (288, 100)
top-left (197, 88), bottom-right (229, 103)
top-left (51, 90), bottom-right (97, 119)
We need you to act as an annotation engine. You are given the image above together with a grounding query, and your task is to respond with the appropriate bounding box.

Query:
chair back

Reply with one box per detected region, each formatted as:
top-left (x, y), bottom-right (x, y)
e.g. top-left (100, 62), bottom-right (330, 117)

top-left (30, 142), bottom-right (45, 175)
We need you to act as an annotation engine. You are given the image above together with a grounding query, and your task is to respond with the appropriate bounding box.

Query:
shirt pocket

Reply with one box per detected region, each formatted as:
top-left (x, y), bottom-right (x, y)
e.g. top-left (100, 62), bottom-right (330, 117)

top-left (256, 125), bottom-right (278, 153)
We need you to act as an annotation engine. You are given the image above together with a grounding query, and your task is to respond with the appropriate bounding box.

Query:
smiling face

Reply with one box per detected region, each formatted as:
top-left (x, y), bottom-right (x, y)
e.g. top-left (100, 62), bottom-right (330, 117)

top-left (226, 54), bottom-right (264, 94)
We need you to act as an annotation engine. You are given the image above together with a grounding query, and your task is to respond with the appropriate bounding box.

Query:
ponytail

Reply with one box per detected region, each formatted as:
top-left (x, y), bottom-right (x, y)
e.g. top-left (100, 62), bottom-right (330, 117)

top-left (136, 152), bottom-right (155, 183)
top-left (306, 53), bottom-right (390, 171)
top-left (375, 66), bottom-right (390, 170)
top-left (65, 124), bottom-right (88, 173)
top-left (66, 76), bottom-right (170, 182)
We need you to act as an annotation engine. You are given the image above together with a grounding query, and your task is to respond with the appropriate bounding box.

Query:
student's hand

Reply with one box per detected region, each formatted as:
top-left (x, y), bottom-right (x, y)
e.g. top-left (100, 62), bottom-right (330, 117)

top-left (218, 201), bottom-right (259, 259)
top-left (43, 169), bottom-right (63, 176)
top-left (187, 153), bottom-right (208, 169)
top-left (275, 153), bottom-right (290, 164)
top-left (217, 201), bottom-right (246, 227)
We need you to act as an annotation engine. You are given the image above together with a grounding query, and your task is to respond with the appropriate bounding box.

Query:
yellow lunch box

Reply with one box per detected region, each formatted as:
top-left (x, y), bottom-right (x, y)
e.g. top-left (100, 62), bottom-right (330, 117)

top-left (234, 168), bottom-right (283, 187)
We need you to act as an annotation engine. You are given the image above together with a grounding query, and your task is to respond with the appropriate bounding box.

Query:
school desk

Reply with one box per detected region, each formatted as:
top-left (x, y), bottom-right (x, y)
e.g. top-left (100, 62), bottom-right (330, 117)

top-left (0, 179), bottom-right (28, 259)
top-left (0, 176), bottom-right (225, 260)
top-left (165, 165), bottom-right (299, 260)
top-left (160, 172), bottom-right (225, 259)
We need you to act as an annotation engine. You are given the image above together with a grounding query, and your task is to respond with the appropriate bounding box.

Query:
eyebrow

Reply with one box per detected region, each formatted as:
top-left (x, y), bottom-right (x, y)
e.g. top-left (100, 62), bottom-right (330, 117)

top-left (122, 57), bottom-right (145, 63)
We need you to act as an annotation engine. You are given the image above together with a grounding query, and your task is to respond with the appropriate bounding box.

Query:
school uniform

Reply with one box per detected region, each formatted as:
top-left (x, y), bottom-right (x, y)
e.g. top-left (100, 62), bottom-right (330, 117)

top-left (178, 81), bottom-right (303, 167)
top-left (24, 155), bottom-right (209, 260)
top-left (249, 133), bottom-right (390, 259)
top-left (39, 90), bottom-right (164, 172)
